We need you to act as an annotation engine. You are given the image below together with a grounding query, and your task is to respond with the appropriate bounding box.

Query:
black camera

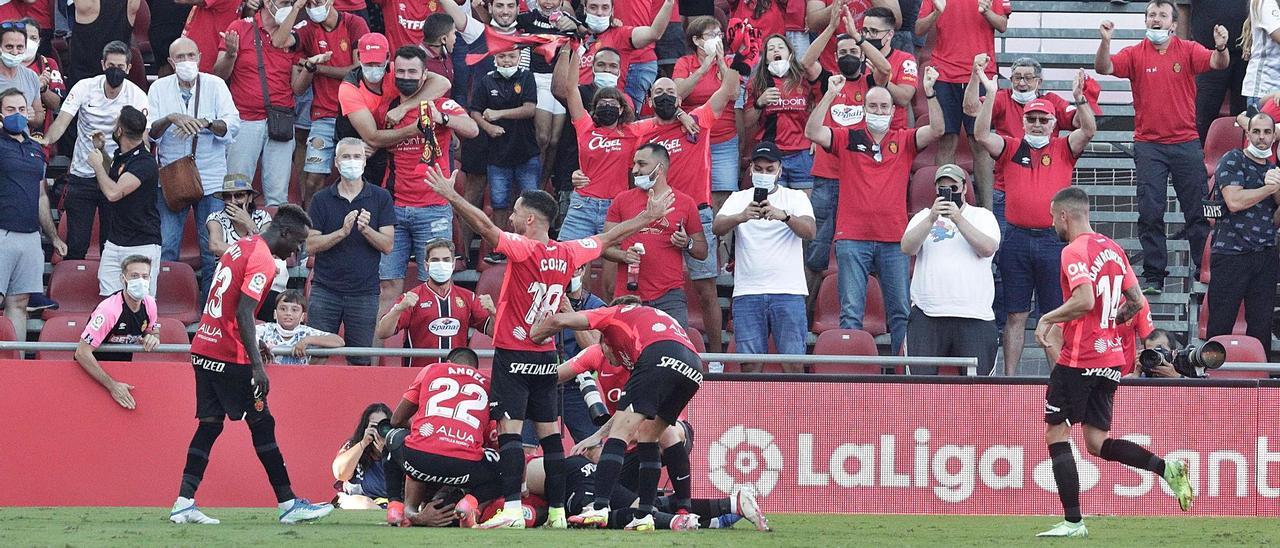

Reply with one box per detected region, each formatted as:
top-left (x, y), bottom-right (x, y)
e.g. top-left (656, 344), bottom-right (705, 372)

top-left (376, 418), bottom-right (408, 451)
top-left (1138, 341), bottom-right (1226, 378)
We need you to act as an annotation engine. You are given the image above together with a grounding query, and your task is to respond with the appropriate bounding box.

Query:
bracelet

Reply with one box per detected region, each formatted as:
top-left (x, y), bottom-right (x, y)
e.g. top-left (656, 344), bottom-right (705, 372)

top-left (1216, 46), bottom-right (1227, 52)
top-left (1075, 99), bottom-right (1087, 105)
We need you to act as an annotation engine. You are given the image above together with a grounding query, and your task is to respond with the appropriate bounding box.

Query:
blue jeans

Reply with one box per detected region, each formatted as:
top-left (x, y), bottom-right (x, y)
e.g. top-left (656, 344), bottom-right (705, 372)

top-left (225, 119), bottom-right (295, 206)
top-left (732, 294), bottom-right (808, 355)
top-left (786, 30), bottom-right (811, 60)
top-left (779, 149), bottom-right (814, 189)
top-left (804, 176), bottom-right (839, 272)
top-left (488, 155), bottom-right (541, 209)
top-left (378, 205), bottom-right (453, 281)
top-left (625, 61), bottom-right (659, 113)
top-left (156, 188), bottom-right (222, 296)
top-left (303, 117), bottom-right (337, 175)
top-left (710, 136), bottom-right (740, 193)
top-left (306, 284), bottom-right (378, 365)
top-left (558, 192), bottom-right (612, 241)
top-left (834, 240), bottom-right (910, 354)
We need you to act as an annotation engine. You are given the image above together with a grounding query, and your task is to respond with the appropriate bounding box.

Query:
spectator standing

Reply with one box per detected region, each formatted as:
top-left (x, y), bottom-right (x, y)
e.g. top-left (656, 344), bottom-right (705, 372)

top-left (915, 0), bottom-right (1009, 207)
top-left (745, 33), bottom-right (826, 191)
top-left (973, 71), bottom-right (1096, 375)
top-left (1180, 0), bottom-right (1248, 141)
top-left (18, 1), bottom-right (54, 57)
top-left (805, 70), bottom-right (946, 355)
top-left (516, 0), bottom-right (580, 184)
top-left (803, 0), bottom-right (902, 78)
top-left (73, 255), bottom-right (160, 409)
top-left (614, 0), bottom-right (683, 108)
top-left (20, 16), bottom-right (66, 158)
top-left (256, 289), bottom-right (345, 365)
top-left (181, 0), bottom-right (247, 74)
top-left (40, 40), bottom-right (147, 261)
top-left (1242, 0), bottom-right (1280, 110)
top-left (67, 0), bottom-right (138, 87)
top-left (577, 0), bottom-right (675, 109)
top-left (900, 164), bottom-right (1000, 375)
top-left (0, 87), bottom-right (64, 346)
top-left (148, 37), bottom-right (240, 292)
top-left (548, 46), bottom-right (622, 227)
top-left (859, 7), bottom-right (920, 142)
top-left (713, 142), bottom-right (816, 372)
top-left (206, 175), bottom-right (273, 258)
top-left (306, 137), bottom-right (396, 365)
top-left (674, 16), bottom-right (749, 212)
top-left (372, 0), bottom-right (447, 49)
top-left (86, 105), bottom-right (161, 297)
top-left (0, 21), bottom-right (44, 129)
top-left (1095, 5), bottom-right (1228, 294)
top-left (1206, 112), bottom-right (1280, 350)
top-left (469, 47), bottom-right (538, 244)
top-left (374, 239), bottom-right (495, 367)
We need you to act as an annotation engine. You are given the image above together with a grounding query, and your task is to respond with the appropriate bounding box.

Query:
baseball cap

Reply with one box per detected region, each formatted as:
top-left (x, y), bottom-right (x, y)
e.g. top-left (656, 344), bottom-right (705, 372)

top-left (751, 141), bottom-right (782, 162)
top-left (358, 33), bottom-right (390, 64)
top-left (1023, 98), bottom-right (1054, 116)
top-left (934, 164), bottom-right (966, 184)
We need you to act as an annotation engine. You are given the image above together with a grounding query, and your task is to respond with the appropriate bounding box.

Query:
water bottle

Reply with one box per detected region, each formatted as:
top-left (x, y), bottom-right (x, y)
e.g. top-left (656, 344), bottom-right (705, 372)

top-left (626, 243), bottom-right (645, 291)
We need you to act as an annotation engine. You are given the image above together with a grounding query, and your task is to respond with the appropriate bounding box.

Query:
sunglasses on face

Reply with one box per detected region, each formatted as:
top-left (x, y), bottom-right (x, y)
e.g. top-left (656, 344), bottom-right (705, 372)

top-left (1025, 116), bottom-right (1052, 125)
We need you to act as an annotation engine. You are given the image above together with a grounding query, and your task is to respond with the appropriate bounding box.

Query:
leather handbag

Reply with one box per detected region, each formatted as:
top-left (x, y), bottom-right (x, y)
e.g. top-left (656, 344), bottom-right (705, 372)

top-left (253, 23), bottom-right (295, 142)
top-left (159, 74), bottom-right (204, 211)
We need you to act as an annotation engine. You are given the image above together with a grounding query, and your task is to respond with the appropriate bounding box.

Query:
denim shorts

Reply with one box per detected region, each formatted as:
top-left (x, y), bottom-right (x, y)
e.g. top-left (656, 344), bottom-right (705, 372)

top-left (779, 149), bottom-right (814, 190)
top-left (379, 205), bottom-right (453, 281)
top-left (934, 81), bottom-right (982, 135)
top-left (999, 225), bottom-right (1065, 314)
top-left (488, 155), bottom-right (541, 209)
top-left (683, 205), bottom-right (719, 280)
top-left (294, 87), bottom-right (313, 131)
top-left (710, 135), bottom-right (741, 193)
top-left (557, 192), bottom-right (612, 241)
top-left (303, 117), bottom-right (336, 175)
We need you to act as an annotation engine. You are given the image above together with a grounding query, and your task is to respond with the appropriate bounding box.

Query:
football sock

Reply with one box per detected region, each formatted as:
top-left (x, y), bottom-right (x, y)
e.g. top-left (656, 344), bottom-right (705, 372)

top-left (661, 444), bottom-right (692, 511)
top-left (539, 434), bottom-right (566, 509)
top-left (1100, 438), bottom-right (1166, 476)
top-left (497, 433), bottom-right (524, 503)
top-left (178, 420), bottom-right (224, 499)
top-left (383, 447), bottom-right (406, 503)
top-left (609, 484), bottom-right (639, 509)
top-left (592, 438), bottom-right (628, 509)
top-left (635, 442), bottom-right (662, 517)
top-left (1048, 441), bottom-right (1082, 523)
top-left (248, 413), bottom-right (295, 503)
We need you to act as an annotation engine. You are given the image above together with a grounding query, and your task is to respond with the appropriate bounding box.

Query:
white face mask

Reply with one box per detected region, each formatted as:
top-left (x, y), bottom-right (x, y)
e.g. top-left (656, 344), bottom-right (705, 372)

top-left (362, 64), bottom-right (386, 84)
top-left (633, 165), bottom-right (660, 190)
top-left (20, 38), bottom-right (37, 64)
top-left (175, 60), bottom-right (199, 82)
top-left (700, 36), bottom-right (721, 57)
top-left (585, 13), bottom-right (611, 33)
top-left (1246, 143), bottom-right (1274, 159)
top-left (1146, 28), bottom-right (1171, 45)
top-left (750, 171), bottom-right (777, 191)
top-left (0, 51), bottom-right (22, 69)
top-left (767, 58), bottom-right (789, 78)
top-left (593, 71), bottom-right (618, 89)
top-left (338, 159), bottom-right (365, 180)
top-left (125, 278), bottom-right (148, 301)
top-left (428, 261), bottom-right (454, 283)
top-left (1025, 134), bottom-right (1050, 149)
top-left (307, 4), bottom-right (329, 23)
top-left (570, 275), bottom-right (583, 293)
top-left (272, 4), bottom-right (292, 26)
top-left (1011, 89), bottom-right (1037, 104)
top-left (496, 65), bottom-right (518, 78)
top-left (865, 112), bottom-right (891, 133)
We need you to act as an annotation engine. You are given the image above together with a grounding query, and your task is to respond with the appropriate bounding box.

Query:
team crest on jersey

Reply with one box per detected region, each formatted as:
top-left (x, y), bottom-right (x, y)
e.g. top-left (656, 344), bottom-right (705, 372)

top-left (340, 40), bottom-right (349, 52)
top-left (248, 272), bottom-right (268, 293)
top-left (456, 297), bottom-right (464, 308)
top-left (577, 238), bottom-right (599, 249)
top-left (1173, 63), bottom-right (1181, 73)
top-left (888, 141), bottom-right (899, 154)
top-left (1041, 154), bottom-right (1052, 166)
top-left (514, 83), bottom-right (522, 94)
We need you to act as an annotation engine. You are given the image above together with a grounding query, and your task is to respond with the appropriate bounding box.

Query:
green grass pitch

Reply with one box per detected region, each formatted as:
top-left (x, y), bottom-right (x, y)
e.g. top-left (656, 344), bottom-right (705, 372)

top-left (1, 509), bottom-right (1277, 547)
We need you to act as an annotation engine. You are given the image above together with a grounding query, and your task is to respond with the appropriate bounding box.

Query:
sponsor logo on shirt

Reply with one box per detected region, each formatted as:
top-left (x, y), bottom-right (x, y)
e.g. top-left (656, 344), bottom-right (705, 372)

top-left (830, 103), bottom-right (864, 127)
top-left (654, 136), bottom-right (684, 155)
top-left (248, 272), bottom-right (268, 294)
top-left (398, 15), bottom-right (425, 31)
top-left (428, 317), bottom-right (462, 337)
top-left (197, 323), bottom-right (224, 339)
top-left (588, 134), bottom-right (623, 152)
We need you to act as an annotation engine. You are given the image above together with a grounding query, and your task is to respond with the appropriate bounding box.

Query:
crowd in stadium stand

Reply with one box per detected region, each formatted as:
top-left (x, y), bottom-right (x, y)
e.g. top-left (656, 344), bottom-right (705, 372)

top-left (1, 0), bottom-right (1275, 378)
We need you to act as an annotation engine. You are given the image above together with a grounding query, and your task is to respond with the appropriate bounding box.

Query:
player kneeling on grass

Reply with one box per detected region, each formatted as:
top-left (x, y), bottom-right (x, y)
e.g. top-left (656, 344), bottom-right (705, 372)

top-left (171, 205), bottom-right (334, 525)
top-left (383, 349), bottom-right (502, 527)
top-left (1031, 187), bottom-right (1193, 538)
top-left (530, 295), bottom-right (704, 531)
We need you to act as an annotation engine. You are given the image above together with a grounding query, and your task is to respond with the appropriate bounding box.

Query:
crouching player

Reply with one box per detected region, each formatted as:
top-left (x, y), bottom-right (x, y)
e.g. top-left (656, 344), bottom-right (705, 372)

top-left (384, 355), bottom-right (502, 527)
top-left (530, 296), bottom-right (705, 531)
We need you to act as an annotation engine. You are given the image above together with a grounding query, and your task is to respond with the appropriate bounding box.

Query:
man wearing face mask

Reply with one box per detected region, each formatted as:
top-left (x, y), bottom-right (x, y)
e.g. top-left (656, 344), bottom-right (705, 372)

top-left (74, 255), bottom-right (161, 410)
top-left (375, 239), bottom-right (496, 367)
top-left (67, 0), bottom-right (139, 87)
top-left (148, 37), bottom-right (241, 296)
top-left (0, 21), bottom-right (43, 129)
top-left (713, 142), bottom-right (816, 372)
top-left (469, 46), bottom-right (538, 261)
top-left (576, 0), bottom-right (676, 109)
top-left (1096, 1), bottom-right (1228, 295)
top-left (1205, 112), bottom-right (1280, 350)
top-left (550, 47), bottom-right (622, 219)
top-left (42, 40), bottom-right (148, 262)
top-left (973, 71), bottom-right (1095, 376)
top-left (85, 105), bottom-right (162, 298)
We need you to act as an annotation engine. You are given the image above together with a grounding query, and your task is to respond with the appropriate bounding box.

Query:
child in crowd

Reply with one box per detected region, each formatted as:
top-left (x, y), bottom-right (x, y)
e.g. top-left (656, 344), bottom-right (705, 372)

top-left (256, 290), bottom-right (345, 365)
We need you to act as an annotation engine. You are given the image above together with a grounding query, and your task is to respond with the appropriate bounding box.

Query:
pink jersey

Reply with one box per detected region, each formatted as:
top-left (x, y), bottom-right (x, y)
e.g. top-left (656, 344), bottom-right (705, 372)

top-left (82, 293), bottom-right (159, 348)
top-left (1058, 233), bottom-right (1140, 369)
top-left (492, 233), bottom-right (604, 352)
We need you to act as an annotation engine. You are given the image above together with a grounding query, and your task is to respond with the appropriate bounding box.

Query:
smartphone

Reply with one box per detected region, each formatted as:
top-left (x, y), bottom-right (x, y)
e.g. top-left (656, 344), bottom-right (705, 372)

top-left (753, 187), bottom-right (768, 204)
top-left (937, 187), bottom-right (960, 207)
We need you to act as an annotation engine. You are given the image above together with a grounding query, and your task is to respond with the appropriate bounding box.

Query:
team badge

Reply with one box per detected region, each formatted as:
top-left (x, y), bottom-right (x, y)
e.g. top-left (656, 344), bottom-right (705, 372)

top-left (855, 91), bottom-right (863, 102)
top-left (888, 141), bottom-right (899, 154)
top-left (1041, 154), bottom-right (1052, 166)
top-left (514, 83), bottom-right (522, 94)
top-left (254, 400), bottom-right (265, 412)
top-left (456, 297), bottom-right (464, 308)
top-left (340, 40), bottom-right (349, 52)
top-left (428, 0), bottom-right (438, 11)
top-left (1173, 63), bottom-right (1181, 73)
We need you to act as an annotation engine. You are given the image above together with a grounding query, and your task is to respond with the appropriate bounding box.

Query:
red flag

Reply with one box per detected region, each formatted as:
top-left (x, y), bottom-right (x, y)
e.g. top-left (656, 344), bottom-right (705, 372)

top-left (465, 29), bottom-right (570, 66)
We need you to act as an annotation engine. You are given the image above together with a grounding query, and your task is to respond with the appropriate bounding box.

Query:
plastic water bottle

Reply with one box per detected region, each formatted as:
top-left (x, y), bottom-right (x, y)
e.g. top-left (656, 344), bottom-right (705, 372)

top-left (626, 243), bottom-right (645, 291)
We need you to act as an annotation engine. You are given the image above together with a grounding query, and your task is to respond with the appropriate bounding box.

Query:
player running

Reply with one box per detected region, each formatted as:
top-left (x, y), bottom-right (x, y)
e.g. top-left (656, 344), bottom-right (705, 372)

top-left (423, 166), bottom-right (675, 529)
top-left (531, 296), bottom-right (705, 531)
top-left (170, 205), bottom-right (333, 525)
top-left (1032, 188), bottom-right (1193, 538)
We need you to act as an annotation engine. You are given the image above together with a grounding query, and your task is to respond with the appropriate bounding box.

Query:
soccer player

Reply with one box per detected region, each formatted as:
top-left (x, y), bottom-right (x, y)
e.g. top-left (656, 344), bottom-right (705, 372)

top-left (383, 358), bottom-right (501, 527)
top-left (1031, 187), bottom-right (1193, 538)
top-left (170, 205), bottom-right (334, 525)
top-left (423, 166), bottom-right (675, 529)
top-left (530, 296), bottom-right (704, 531)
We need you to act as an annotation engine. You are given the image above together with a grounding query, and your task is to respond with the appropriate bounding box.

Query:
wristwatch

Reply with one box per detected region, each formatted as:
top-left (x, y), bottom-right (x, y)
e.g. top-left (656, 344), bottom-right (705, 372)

top-left (441, 113), bottom-right (451, 126)
top-left (782, 213), bottom-right (792, 223)
top-left (685, 238), bottom-right (694, 252)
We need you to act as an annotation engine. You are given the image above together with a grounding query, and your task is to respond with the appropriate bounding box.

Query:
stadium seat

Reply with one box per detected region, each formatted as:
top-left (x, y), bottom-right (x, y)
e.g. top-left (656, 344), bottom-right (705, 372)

top-left (1203, 116), bottom-right (1243, 176)
top-left (586, 261), bottom-right (608, 299)
top-left (475, 263), bottom-right (506, 303)
top-left (469, 331), bottom-right (494, 373)
top-left (908, 169), bottom-right (978, 216)
top-left (403, 262), bottom-right (425, 291)
top-left (911, 136), bottom-right (974, 173)
top-left (179, 209), bottom-right (202, 270)
top-left (54, 215), bottom-right (101, 265)
top-left (36, 315), bottom-right (87, 361)
top-left (812, 274), bottom-right (887, 336)
top-left (475, 239), bottom-right (496, 272)
top-left (46, 260), bottom-right (103, 320)
top-left (378, 330), bottom-right (407, 367)
top-left (0, 316), bottom-right (18, 360)
top-left (134, 316), bottom-right (193, 362)
top-left (1208, 334), bottom-right (1269, 379)
top-left (685, 326), bottom-right (706, 354)
top-left (1197, 296), bottom-right (1246, 340)
top-left (684, 279), bottom-right (706, 334)
top-left (812, 329), bottom-right (891, 374)
top-left (156, 262), bottom-right (201, 325)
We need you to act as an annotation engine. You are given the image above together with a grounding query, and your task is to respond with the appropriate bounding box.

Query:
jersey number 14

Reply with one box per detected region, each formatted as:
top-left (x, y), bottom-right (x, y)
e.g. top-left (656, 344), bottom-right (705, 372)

top-left (1095, 274), bottom-right (1123, 329)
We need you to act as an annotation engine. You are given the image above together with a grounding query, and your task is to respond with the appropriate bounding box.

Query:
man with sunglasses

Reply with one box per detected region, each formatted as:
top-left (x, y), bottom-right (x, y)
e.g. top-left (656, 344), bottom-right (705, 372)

top-left (973, 69), bottom-right (1095, 376)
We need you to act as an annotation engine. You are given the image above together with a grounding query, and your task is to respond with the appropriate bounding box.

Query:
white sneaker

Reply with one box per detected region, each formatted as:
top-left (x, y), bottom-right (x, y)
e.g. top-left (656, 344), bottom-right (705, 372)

top-left (170, 497), bottom-right (220, 524)
top-left (623, 514), bottom-right (655, 531)
top-left (1036, 520), bottom-right (1088, 538)
top-left (707, 361), bottom-right (724, 373)
top-left (569, 506), bottom-right (609, 528)
top-left (477, 508), bottom-right (526, 529)
top-left (733, 486), bottom-right (770, 532)
top-left (278, 498), bottom-right (333, 524)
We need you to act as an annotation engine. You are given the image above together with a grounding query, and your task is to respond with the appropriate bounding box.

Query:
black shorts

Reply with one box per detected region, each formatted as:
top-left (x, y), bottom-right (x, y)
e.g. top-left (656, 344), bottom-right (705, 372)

top-left (490, 348), bottom-right (560, 423)
top-left (191, 354), bottom-right (266, 421)
top-left (394, 446), bottom-right (501, 502)
top-left (1044, 365), bottom-right (1121, 431)
top-left (616, 341), bottom-right (703, 425)
top-left (459, 133), bottom-right (488, 175)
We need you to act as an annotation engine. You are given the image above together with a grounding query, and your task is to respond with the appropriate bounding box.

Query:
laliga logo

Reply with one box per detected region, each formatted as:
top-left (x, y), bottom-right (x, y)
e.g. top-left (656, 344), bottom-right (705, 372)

top-left (709, 426), bottom-right (784, 496)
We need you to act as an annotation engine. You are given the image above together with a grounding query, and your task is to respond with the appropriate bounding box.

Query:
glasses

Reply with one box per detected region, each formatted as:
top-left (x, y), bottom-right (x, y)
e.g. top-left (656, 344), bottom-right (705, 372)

top-left (1024, 116), bottom-right (1052, 125)
top-left (0, 21), bottom-right (26, 31)
top-left (1010, 75), bottom-right (1039, 83)
top-left (701, 31), bottom-right (722, 40)
top-left (859, 27), bottom-right (890, 37)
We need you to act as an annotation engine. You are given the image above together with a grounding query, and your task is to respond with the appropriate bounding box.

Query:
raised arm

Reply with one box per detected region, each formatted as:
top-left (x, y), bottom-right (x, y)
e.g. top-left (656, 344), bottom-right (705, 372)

top-left (979, 0), bottom-right (1008, 33)
top-left (704, 62), bottom-right (741, 115)
top-left (805, 75), bottom-right (844, 151)
top-left (1209, 24), bottom-right (1230, 70)
top-left (972, 70), bottom-right (1005, 157)
top-left (801, 2), bottom-right (842, 79)
top-left (1094, 20), bottom-right (1115, 75)
top-left (553, 46), bottom-right (588, 121)
top-left (424, 166), bottom-right (504, 247)
top-left (916, 0), bottom-right (944, 36)
top-left (630, 0), bottom-right (676, 49)
top-left (1066, 69), bottom-right (1096, 157)
top-left (913, 66), bottom-right (947, 148)
top-left (961, 54), bottom-right (987, 117)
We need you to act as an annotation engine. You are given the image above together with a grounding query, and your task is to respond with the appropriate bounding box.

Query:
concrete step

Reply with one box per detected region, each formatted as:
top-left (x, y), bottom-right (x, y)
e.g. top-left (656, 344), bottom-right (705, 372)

top-left (1011, 0), bottom-right (1148, 13)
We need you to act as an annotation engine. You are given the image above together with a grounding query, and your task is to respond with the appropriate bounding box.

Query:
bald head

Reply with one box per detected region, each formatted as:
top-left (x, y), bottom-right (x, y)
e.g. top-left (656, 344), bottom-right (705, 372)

top-left (1248, 112), bottom-right (1276, 132)
top-left (169, 37), bottom-right (200, 70)
top-left (650, 77), bottom-right (677, 96)
top-left (865, 86), bottom-right (894, 119)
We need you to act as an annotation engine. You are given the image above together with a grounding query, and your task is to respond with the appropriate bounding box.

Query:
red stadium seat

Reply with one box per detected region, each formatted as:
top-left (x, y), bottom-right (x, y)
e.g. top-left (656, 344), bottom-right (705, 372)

top-left (475, 263), bottom-right (506, 303)
top-left (911, 137), bottom-right (974, 173)
top-left (475, 239), bottom-right (496, 272)
top-left (812, 274), bottom-right (887, 336)
top-left (53, 215), bottom-right (101, 265)
top-left (1208, 334), bottom-right (1270, 379)
top-left (46, 260), bottom-right (103, 320)
top-left (1203, 116), bottom-right (1243, 176)
top-left (403, 262), bottom-right (425, 291)
top-left (134, 316), bottom-right (192, 362)
top-left (0, 316), bottom-right (18, 359)
top-left (36, 315), bottom-right (87, 361)
top-left (812, 329), bottom-right (893, 374)
top-left (469, 331), bottom-right (494, 373)
top-left (685, 326), bottom-right (706, 354)
top-left (179, 210), bottom-right (202, 270)
top-left (1200, 232), bottom-right (1213, 284)
top-left (908, 169), bottom-right (978, 216)
top-left (378, 330), bottom-right (407, 367)
top-left (1197, 295), bottom-right (1245, 340)
top-left (156, 262), bottom-right (201, 325)
top-left (684, 279), bottom-right (705, 333)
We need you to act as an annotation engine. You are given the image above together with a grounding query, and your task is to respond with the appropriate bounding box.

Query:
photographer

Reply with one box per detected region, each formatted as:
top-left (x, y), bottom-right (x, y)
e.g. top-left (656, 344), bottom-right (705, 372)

top-left (332, 402), bottom-right (391, 509)
top-left (1139, 329), bottom-right (1184, 379)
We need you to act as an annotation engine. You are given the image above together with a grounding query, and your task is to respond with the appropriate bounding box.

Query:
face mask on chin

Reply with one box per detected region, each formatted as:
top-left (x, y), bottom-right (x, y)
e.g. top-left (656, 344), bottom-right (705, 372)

top-left (1011, 89), bottom-right (1037, 104)
top-left (1146, 28), bottom-right (1171, 45)
top-left (1025, 134), bottom-right (1050, 149)
top-left (1246, 142), bottom-right (1274, 160)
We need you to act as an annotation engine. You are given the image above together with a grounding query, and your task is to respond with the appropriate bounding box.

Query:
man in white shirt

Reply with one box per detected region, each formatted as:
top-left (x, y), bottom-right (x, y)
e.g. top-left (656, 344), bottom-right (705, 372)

top-left (148, 37), bottom-right (241, 295)
top-left (713, 142), bottom-right (816, 373)
top-left (901, 164), bottom-right (1000, 375)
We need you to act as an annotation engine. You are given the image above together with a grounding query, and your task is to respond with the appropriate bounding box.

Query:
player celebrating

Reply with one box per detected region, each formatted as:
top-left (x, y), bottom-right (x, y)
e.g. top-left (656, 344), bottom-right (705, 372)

top-left (423, 166), bottom-right (675, 529)
top-left (1032, 187), bottom-right (1193, 538)
top-left (530, 296), bottom-right (704, 531)
top-left (170, 205), bottom-right (334, 525)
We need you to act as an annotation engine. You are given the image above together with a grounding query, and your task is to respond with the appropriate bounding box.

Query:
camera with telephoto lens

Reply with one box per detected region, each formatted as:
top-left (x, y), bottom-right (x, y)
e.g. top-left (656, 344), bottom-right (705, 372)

top-left (1138, 341), bottom-right (1226, 378)
top-left (376, 418), bottom-right (408, 451)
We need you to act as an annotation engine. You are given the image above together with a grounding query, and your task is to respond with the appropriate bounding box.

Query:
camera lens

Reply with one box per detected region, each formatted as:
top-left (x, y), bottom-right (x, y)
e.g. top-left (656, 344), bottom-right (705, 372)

top-left (1138, 349), bottom-right (1163, 370)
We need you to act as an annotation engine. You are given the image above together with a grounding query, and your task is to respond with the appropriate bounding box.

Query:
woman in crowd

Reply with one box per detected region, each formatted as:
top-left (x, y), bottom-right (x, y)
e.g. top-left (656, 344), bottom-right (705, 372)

top-left (744, 32), bottom-right (825, 192)
top-left (332, 402), bottom-right (392, 509)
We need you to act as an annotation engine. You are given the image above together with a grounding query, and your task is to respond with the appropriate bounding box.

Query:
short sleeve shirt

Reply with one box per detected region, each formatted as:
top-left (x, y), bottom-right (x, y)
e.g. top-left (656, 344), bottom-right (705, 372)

top-left (812, 77), bottom-right (871, 180)
top-left (581, 304), bottom-right (697, 369)
top-left (604, 187), bottom-right (702, 300)
top-left (1212, 148), bottom-right (1279, 254)
top-left (830, 127), bottom-right (919, 242)
top-left (386, 96), bottom-right (468, 208)
top-left (747, 76), bottom-right (818, 152)
top-left (0, 132), bottom-right (45, 233)
top-left (60, 76), bottom-right (149, 178)
top-left (468, 69), bottom-right (539, 166)
top-left (394, 285), bottom-right (493, 367)
top-left (579, 26), bottom-right (638, 87)
top-left (628, 105), bottom-right (719, 206)
top-left (402, 363), bottom-right (492, 461)
top-left (307, 183), bottom-right (397, 296)
top-left (82, 292), bottom-right (159, 362)
top-left (255, 322), bottom-right (335, 365)
top-left (297, 13), bottom-right (370, 119)
top-left (574, 116), bottom-right (640, 200)
top-left (997, 136), bottom-right (1078, 229)
top-left (1110, 37), bottom-right (1214, 144)
top-left (219, 15), bottom-right (301, 120)
top-left (672, 55), bottom-right (737, 143)
top-left (104, 145), bottom-right (162, 247)
top-left (492, 233), bottom-right (604, 352)
top-left (918, 0), bottom-right (1011, 83)
top-left (1057, 233), bottom-right (1139, 369)
top-left (192, 236), bottom-right (279, 364)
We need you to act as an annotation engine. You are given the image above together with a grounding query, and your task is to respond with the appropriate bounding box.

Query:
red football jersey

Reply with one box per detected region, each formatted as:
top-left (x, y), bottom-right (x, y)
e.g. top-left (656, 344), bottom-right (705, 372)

top-left (812, 78), bottom-right (872, 180)
top-left (565, 344), bottom-right (629, 415)
top-left (628, 105), bottom-right (718, 206)
top-left (403, 363), bottom-right (492, 461)
top-left (1057, 233), bottom-right (1140, 369)
top-left (395, 285), bottom-right (492, 367)
top-left (387, 97), bottom-right (468, 208)
top-left (192, 236), bottom-right (278, 364)
top-left (493, 233), bottom-right (604, 352)
top-left (1118, 299), bottom-right (1154, 376)
top-left (580, 304), bottom-right (696, 369)
top-left (1110, 36), bottom-right (1213, 144)
top-left (574, 116), bottom-right (640, 200)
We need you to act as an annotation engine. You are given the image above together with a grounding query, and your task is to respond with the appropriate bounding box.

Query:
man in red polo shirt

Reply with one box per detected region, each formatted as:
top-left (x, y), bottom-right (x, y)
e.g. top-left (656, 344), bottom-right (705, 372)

top-left (804, 68), bottom-right (945, 355)
top-left (973, 70), bottom-right (1095, 376)
top-left (1095, 2), bottom-right (1229, 295)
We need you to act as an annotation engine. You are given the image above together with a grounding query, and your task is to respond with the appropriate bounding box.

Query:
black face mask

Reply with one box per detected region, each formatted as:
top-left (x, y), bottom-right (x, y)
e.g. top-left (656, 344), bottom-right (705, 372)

top-left (104, 66), bottom-right (126, 88)
top-left (837, 55), bottom-right (864, 79)
top-left (112, 129), bottom-right (123, 148)
top-left (394, 77), bottom-right (421, 97)
top-left (652, 94), bottom-right (678, 120)
top-left (592, 104), bottom-right (621, 126)
top-left (865, 37), bottom-right (884, 51)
